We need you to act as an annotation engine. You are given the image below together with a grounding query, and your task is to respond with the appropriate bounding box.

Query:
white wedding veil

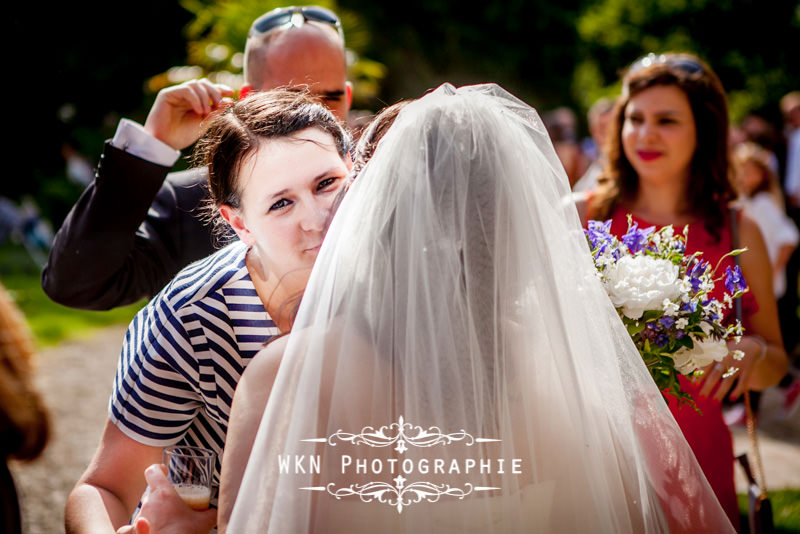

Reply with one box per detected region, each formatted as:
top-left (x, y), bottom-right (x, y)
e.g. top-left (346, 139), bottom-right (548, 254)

top-left (228, 83), bottom-right (734, 533)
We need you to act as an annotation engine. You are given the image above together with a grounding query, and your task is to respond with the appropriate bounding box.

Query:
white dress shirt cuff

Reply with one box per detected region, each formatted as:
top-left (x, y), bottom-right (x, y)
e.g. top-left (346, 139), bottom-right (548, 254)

top-left (111, 119), bottom-right (181, 167)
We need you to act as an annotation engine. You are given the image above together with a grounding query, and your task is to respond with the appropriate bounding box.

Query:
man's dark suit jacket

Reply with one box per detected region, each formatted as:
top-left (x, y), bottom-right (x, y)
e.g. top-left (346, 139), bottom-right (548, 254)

top-left (41, 142), bottom-right (224, 310)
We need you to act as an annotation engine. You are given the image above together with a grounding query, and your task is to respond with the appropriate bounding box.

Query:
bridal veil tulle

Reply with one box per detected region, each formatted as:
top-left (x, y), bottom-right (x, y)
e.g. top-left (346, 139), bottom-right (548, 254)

top-left (227, 83), bottom-right (734, 533)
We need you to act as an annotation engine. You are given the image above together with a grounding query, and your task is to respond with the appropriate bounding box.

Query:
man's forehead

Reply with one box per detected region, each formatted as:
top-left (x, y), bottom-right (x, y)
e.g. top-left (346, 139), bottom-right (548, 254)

top-left (261, 36), bottom-right (346, 93)
top-left (264, 23), bottom-right (344, 59)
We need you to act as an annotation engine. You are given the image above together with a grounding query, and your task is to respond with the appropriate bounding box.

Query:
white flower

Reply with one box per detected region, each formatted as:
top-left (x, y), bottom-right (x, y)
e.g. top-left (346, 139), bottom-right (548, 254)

top-left (603, 255), bottom-right (682, 319)
top-left (671, 323), bottom-right (728, 375)
top-left (675, 317), bottom-right (689, 330)
top-left (662, 298), bottom-right (680, 316)
top-left (724, 293), bottom-right (733, 307)
top-left (652, 232), bottom-right (662, 246)
top-left (596, 253), bottom-right (616, 268)
top-left (679, 278), bottom-right (693, 294)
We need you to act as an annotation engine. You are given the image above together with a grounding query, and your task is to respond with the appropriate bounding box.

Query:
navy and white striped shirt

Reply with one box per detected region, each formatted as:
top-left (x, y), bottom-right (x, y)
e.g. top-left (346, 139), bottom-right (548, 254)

top-left (109, 240), bottom-right (278, 492)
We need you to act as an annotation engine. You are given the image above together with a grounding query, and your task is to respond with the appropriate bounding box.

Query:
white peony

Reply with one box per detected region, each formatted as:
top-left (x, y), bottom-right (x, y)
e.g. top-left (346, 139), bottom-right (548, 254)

top-left (671, 322), bottom-right (728, 375)
top-left (602, 255), bottom-right (682, 319)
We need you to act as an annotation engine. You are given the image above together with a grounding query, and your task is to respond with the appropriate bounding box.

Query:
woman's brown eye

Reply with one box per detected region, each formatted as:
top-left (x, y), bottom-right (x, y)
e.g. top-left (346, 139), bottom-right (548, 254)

top-left (270, 198), bottom-right (291, 212)
top-left (318, 177), bottom-right (337, 190)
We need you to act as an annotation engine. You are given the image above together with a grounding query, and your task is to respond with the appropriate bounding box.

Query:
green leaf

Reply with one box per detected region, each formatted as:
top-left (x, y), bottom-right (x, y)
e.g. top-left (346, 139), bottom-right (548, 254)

top-left (627, 321), bottom-right (646, 336)
top-left (641, 309), bottom-right (665, 321)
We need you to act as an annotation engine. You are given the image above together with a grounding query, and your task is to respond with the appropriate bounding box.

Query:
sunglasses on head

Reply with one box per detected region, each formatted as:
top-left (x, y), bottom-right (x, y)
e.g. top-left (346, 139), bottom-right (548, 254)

top-left (628, 53), bottom-right (705, 75)
top-left (248, 5), bottom-right (343, 40)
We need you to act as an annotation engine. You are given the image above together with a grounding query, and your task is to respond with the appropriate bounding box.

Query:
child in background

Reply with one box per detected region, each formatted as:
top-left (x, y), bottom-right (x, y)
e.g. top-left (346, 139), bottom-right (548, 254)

top-left (732, 141), bottom-right (799, 299)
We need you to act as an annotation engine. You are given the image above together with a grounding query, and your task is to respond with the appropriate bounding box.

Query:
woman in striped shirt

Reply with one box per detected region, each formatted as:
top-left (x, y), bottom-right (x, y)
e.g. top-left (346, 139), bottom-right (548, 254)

top-left (65, 89), bottom-right (352, 533)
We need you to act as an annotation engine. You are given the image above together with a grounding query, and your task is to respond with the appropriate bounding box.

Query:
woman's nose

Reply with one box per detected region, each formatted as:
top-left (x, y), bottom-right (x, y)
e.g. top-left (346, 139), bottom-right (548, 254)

top-left (299, 200), bottom-right (329, 232)
top-left (639, 120), bottom-right (658, 141)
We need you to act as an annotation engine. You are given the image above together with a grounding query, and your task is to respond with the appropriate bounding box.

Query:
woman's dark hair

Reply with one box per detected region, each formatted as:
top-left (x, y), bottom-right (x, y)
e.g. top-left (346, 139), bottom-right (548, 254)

top-left (193, 89), bottom-right (352, 238)
top-left (593, 52), bottom-right (735, 241)
top-left (326, 99), bottom-right (412, 228)
top-left (351, 99), bottom-right (412, 178)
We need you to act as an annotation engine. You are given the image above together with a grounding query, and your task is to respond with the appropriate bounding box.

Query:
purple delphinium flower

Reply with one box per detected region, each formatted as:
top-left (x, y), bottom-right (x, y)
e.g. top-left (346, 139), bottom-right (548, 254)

top-left (655, 333), bottom-right (670, 347)
top-left (659, 316), bottom-right (675, 329)
top-left (586, 220), bottom-right (615, 257)
top-left (640, 322), bottom-right (659, 343)
top-left (622, 221), bottom-right (655, 254)
top-left (686, 259), bottom-right (707, 292)
top-left (701, 298), bottom-right (721, 321)
top-left (724, 265), bottom-right (748, 294)
top-left (681, 301), bottom-right (698, 313)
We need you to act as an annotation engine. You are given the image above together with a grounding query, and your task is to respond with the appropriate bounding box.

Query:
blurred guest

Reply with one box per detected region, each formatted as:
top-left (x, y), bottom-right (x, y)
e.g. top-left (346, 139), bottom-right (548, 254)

top-left (780, 92), bottom-right (800, 207)
top-left (740, 112), bottom-right (782, 175)
top-left (778, 90), bottom-right (800, 417)
top-left (543, 106), bottom-right (588, 187)
top-left (573, 96), bottom-right (615, 193)
top-left (0, 197), bottom-right (53, 268)
top-left (61, 143), bottom-right (95, 187)
top-left (731, 141), bottom-right (799, 299)
top-left (0, 282), bottom-right (50, 534)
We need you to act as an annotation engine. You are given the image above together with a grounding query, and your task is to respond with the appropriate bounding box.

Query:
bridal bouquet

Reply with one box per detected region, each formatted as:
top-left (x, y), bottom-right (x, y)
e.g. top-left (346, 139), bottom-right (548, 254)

top-left (585, 216), bottom-right (748, 408)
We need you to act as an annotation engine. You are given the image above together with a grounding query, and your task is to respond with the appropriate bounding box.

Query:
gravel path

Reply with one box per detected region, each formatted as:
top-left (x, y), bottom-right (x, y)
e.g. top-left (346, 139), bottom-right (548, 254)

top-left (8, 324), bottom-right (800, 533)
top-left (10, 325), bottom-right (126, 534)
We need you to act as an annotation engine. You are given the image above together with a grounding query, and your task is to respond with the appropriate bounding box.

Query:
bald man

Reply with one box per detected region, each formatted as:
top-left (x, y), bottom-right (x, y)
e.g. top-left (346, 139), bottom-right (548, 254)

top-left (244, 11), bottom-right (351, 120)
top-left (42, 6), bottom-right (351, 311)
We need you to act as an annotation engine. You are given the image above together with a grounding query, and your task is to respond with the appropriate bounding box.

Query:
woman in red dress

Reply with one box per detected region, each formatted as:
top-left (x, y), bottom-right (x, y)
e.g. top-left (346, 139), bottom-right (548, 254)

top-left (583, 52), bottom-right (788, 531)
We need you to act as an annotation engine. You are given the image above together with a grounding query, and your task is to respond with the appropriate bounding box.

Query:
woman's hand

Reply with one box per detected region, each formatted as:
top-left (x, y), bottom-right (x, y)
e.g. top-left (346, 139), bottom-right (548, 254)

top-left (116, 464), bottom-right (217, 534)
top-left (696, 335), bottom-right (767, 402)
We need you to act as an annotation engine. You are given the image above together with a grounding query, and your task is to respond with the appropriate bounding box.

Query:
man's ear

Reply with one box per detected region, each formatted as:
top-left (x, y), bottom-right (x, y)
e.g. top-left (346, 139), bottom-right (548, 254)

top-left (345, 81), bottom-right (353, 111)
top-left (220, 205), bottom-right (255, 246)
top-left (239, 83), bottom-right (254, 100)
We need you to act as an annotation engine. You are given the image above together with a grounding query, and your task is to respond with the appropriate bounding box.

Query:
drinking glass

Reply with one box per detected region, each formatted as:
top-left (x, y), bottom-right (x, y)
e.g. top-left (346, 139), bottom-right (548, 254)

top-left (162, 445), bottom-right (215, 510)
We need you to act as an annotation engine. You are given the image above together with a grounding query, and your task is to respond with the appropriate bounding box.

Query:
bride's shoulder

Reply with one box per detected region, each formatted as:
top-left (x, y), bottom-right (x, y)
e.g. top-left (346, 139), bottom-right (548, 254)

top-left (242, 335), bottom-right (289, 384)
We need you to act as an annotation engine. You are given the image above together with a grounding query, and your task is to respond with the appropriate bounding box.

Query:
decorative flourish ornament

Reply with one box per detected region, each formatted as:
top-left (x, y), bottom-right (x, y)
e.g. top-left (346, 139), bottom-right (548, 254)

top-left (302, 415), bottom-right (499, 453)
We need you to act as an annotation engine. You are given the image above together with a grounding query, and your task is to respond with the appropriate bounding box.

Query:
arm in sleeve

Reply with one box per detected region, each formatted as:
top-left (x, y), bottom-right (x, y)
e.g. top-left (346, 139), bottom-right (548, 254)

top-left (110, 299), bottom-right (203, 446)
top-left (41, 142), bottom-right (215, 310)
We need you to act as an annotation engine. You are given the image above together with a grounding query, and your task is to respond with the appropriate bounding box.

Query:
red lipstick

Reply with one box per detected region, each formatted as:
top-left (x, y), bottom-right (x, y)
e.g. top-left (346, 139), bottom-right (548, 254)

top-left (637, 150), bottom-right (662, 161)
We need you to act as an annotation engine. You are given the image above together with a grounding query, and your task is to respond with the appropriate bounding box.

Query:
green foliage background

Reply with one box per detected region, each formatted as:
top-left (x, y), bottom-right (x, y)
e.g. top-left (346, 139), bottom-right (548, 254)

top-left (9, 0), bottom-right (800, 232)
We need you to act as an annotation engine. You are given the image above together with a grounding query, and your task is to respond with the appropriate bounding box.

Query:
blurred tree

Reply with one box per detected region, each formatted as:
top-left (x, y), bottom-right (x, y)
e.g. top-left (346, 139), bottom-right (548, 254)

top-left (8, 2), bottom-right (193, 227)
top-left (574, 0), bottom-right (800, 125)
top-left (337, 0), bottom-right (585, 113)
top-left (149, 0), bottom-right (387, 110)
top-left (12, 0), bottom-right (800, 232)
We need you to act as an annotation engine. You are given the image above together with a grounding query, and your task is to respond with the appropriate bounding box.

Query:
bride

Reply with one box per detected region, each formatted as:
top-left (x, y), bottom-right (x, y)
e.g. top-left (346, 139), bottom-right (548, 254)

top-left (220, 83), bottom-right (734, 533)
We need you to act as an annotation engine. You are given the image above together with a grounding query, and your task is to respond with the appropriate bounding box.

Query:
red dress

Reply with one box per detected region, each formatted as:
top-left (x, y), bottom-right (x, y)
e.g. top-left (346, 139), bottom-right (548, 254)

top-left (609, 204), bottom-right (758, 532)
